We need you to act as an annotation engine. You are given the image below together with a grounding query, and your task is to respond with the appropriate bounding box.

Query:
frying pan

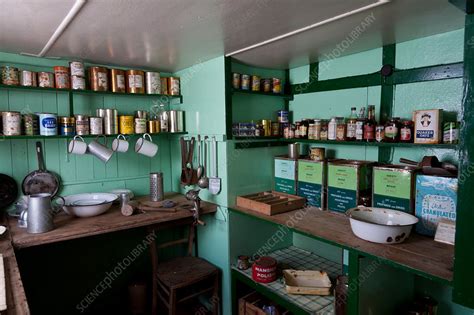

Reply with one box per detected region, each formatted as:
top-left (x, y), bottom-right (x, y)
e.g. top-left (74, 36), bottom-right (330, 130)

top-left (0, 174), bottom-right (18, 209)
top-left (22, 142), bottom-right (61, 197)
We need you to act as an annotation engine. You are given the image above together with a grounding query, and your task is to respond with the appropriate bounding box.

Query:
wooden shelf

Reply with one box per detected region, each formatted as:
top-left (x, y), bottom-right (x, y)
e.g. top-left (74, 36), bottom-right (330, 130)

top-left (281, 138), bottom-right (458, 149)
top-left (0, 132), bottom-right (187, 140)
top-left (231, 88), bottom-right (293, 100)
top-left (231, 206), bottom-right (454, 285)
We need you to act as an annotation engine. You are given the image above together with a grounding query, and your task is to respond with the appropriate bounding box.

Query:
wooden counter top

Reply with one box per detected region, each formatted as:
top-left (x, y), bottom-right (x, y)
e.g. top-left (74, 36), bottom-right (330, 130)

top-left (232, 206), bottom-right (454, 284)
top-left (8, 193), bottom-right (217, 249)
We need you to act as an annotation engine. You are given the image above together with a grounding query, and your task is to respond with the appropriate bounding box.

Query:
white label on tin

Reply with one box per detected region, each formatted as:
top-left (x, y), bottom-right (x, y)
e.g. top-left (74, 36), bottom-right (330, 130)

top-left (70, 62), bottom-right (85, 76)
top-left (128, 75), bottom-right (143, 88)
top-left (116, 75), bottom-right (125, 89)
top-left (72, 76), bottom-right (85, 89)
top-left (98, 72), bottom-right (108, 88)
top-left (22, 72), bottom-right (33, 86)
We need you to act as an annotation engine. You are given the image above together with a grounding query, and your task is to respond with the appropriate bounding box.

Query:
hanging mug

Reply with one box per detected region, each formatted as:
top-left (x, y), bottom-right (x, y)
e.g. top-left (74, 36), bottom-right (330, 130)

top-left (112, 134), bottom-right (129, 153)
top-left (68, 135), bottom-right (87, 155)
top-left (135, 133), bottom-right (158, 157)
top-left (88, 135), bottom-right (114, 163)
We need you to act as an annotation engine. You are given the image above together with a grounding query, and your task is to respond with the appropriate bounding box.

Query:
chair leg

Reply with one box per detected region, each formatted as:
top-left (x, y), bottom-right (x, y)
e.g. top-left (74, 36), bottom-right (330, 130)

top-left (212, 274), bottom-right (220, 315)
top-left (169, 288), bottom-right (177, 315)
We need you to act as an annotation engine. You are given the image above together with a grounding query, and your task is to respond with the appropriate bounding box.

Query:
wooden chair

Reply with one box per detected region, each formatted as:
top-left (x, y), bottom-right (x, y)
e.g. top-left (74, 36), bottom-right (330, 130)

top-left (148, 224), bottom-right (220, 315)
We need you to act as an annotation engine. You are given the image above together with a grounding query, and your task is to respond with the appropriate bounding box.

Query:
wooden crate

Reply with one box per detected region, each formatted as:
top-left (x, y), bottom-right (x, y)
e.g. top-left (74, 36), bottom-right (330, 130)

top-left (238, 291), bottom-right (289, 315)
top-left (236, 191), bottom-right (306, 216)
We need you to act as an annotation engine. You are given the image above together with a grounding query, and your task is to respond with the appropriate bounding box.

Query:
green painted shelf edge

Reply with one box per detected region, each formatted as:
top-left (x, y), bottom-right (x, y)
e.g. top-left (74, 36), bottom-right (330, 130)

top-left (231, 88), bottom-right (293, 100)
top-left (280, 138), bottom-right (459, 149)
top-left (229, 208), bottom-right (453, 286)
top-left (0, 132), bottom-right (187, 140)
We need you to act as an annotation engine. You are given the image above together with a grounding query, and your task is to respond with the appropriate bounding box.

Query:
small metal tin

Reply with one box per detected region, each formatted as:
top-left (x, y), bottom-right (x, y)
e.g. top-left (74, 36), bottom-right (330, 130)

top-left (134, 118), bottom-right (147, 134)
top-left (237, 255), bottom-right (250, 270)
top-left (277, 110), bottom-right (289, 123)
top-left (261, 119), bottom-right (271, 136)
top-left (2, 111), bottom-right (21, 135)
top-left (126, 70), bottom-right (145, 94)
top-left (110, 69), bottom-right (126, 93)
top-left (241, 74), bottom-right (250, 90)
top-left (102, 109), bottom-right (118, 135)
top-left (89, 67), bottom-right (109, 91)
top-left (89, 117), bottom-right (103, 135)
top-left (232, 73), bottom-right (241, 89)
top-left (160, 77), bottom-right (168, 95)
top-left (71, 75), bottom-right (86, 90)
top-left (23, 114), bottom-right (39, 136)
top-left (19, 70), bottom-right (37, 87)
top-left (262, 78), bottom-right (271, 92)
top-left (53, 66), bottom-right (70, 89)
top-left (310, 147), bottom-right (325, 161)
top-left (59, 116), bottom-right (75, 136)
top-left (169, 110), bottom-right (184, 133)
top-left (119, 115), bottom-right (134, 134)
top-left (148, 120), bottom-right (160, 133)
top-left (1, 66), bottom-right (19, 85)
top-left (271, 122), bottom-right (280, 136)
top-left (39, 113), bottom-right (57, 136)
top-left (146, 72), bottom-right (161, 94)
top-left (251, 75), bottom-right (260, 91)
top-left (168, 77), bottom-right (180, 95)
top-left (75, 114), bottom-right (90, 135)
top-left (69, 61), bottom-right (85, 77)
top-left (38, 72), bottom-right (55, 88)
top-left (272, 78), bottom-right (281, 94)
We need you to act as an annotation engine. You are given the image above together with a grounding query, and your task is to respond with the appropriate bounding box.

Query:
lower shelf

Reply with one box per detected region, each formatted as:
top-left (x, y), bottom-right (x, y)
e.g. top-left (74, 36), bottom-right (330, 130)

top-left (233, 246), bottom-right (342, 315)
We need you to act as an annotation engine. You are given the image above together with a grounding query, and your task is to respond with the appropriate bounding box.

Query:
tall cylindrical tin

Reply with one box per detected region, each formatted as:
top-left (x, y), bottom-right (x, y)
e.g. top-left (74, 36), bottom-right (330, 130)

top-left (69, 61), bottom-right (85, 77)
top-left (38, 72), bottom-right (55, 88)
top-left (53, 66), bottom-right (70, 89)
top-left (261, 119), bottom-right (271, 136)
top-left (251, 75), bottom-right (260, 92)
top-left (148, 120), bottom-right (160, 133)
top-left (59, 116), bottom-right (75, 136)
top-left (262, 78), bottom-right (271, 92)
top-left (71, 75), bottom-right (86, 90)
top-left (168, 77), bottom-right (180, 95)
top-left (272, 78), bottom-right (281, 94)
top-left (39, 113), bottom-right (57, 136)
top-left (119, 115), bottom-right (134, 134)
top-left (232, 73), bottom-right (241, 89)
top-left (126, 70), bottom-right (145, 94)
top-left (150, 172), bottom-right (164, 202)
top-left (110, 69), bottom-right (126, 93)
top-left (241, 74), bottom-right (250, 90)
top-left (19, 70), bottom-right (37, 87)
top-left (2, 111), bottom-right (21, 135)
top-left (160, 77), bottom-right (168, 95)
top-left (134, 118), bottom-right (147, 134)
top-left (89, 117), bottom-right (103, 135)
top-left (146, 72), bottom-right (161, 94)
top-left (75, 115), bottom-right (90, 135)
top-left (169, 110), bottom-right (184, 133)
top-left (102, 109), bottom-right (118, 135)
top-left (23, 114), bottom-right (39, 136)
top-left (288, 143), bottom-right (300, 159)
top-left (89, 67), bottom-right (109, 91)
top-left (1, 66), bottom-right (19, 85)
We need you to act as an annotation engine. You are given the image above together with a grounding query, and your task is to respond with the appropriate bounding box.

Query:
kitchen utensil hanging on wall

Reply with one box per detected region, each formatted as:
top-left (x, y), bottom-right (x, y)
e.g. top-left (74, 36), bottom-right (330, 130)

top-left (180, 137), bottom-right (198, 186)
top-left (0, 174), bottom-right (18, 210)
top-left (196, 135), bottom-right (204, 180)
top-left (22, 142), bottom-right (61, 197)
top-left (198, 136), bottom-right (209, 189)
top-left (209, 136), bottom-right (221, 195)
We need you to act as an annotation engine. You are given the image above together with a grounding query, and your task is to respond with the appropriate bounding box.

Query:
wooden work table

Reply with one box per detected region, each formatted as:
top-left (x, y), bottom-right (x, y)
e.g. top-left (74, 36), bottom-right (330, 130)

top-left (232, 206), bottom-right (454, 284)
top-left (1, 192), bottom-right (217, 313)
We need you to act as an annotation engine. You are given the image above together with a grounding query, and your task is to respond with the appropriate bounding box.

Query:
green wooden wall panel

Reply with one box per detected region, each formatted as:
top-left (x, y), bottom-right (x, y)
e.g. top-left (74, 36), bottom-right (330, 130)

top-left (11, 141), bottom-right (28, 184)
top-left (0, 141), bottom-right (12, 176)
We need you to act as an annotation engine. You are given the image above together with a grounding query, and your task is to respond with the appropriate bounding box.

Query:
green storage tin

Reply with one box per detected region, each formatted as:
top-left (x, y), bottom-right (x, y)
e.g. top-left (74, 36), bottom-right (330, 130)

top-left (297, 159), bottom-right (326, 209)
top-left (274, 156), bottom-right (297, 195)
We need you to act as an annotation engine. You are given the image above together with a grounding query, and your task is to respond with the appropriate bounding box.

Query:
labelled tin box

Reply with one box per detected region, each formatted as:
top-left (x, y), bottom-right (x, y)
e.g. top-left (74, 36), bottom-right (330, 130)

top-left (327, 160), bottom-right (375, 213)
top-left (274, 156), bottom-right (297, 195)
top-left (372, 165), bottom-right (419, 214)
top-left (415, 175), bottom-right (457, 236)
top-left (297, 159), bottom-right (326, 209)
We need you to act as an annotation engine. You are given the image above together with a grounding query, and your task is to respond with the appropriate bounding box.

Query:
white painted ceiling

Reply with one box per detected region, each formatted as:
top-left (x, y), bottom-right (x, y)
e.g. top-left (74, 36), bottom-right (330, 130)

top-left (0, 0), bottom-right (466, 71)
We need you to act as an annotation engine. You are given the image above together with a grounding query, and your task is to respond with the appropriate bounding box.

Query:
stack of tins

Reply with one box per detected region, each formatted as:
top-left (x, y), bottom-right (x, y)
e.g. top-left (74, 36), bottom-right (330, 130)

top-left (252, 257), bottom-right (277, 283)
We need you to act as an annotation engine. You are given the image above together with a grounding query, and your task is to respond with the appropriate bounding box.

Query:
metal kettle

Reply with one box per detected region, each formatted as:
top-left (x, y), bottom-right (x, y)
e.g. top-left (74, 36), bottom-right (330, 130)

top-left (26, 193), bottom-right (64, 234)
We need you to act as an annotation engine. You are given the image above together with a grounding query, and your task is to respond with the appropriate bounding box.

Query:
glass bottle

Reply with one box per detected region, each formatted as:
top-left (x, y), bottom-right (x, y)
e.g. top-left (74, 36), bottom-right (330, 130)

top-left (355, 107), bottom-right (366, 141)
top-left (328, 117), bottom-right (337, 140)
top-left (363, 105), bottom-right (376, 142)
top-left (157, 102), bottom-right (169, 132)
top-left (346, 107), bottom-right (358, 141)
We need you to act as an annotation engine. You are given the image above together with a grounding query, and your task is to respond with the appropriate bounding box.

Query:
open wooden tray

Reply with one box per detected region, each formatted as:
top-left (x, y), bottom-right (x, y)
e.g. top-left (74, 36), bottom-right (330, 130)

top-left (236, 191), bottom-right (306, 216)
top-left (283, 270), bottom-right (332, 296)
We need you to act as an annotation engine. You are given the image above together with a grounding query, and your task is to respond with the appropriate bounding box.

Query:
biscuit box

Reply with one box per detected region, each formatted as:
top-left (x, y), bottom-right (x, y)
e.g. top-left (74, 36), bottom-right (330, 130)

top-left (415, 174), bottom-right (457, 236)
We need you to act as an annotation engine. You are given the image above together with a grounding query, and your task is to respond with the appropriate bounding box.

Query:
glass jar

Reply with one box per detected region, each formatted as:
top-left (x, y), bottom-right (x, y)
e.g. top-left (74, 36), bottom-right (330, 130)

top-left (313, 119), bottom-right (322, 140)
top-left (400, 120), bottom-right (414, 143)
top-left (336, 117), bottom-right (346, 141)
top-left (299, 119), bottom-right (310, 139)
top-left (328, 117), bottom-right (337, 140)
top-left (384, 118), bottom-right (400, 142)
top-left (308, 123), bottom-right (316, 139)
top-left (375, 125), bottom-right (384, 142)
top-left (289, 124), bottom-right (296, 139)
top-left (320, 120), bottom-right (328, 140)
top-left (295, 121), bottom-right (301, 138)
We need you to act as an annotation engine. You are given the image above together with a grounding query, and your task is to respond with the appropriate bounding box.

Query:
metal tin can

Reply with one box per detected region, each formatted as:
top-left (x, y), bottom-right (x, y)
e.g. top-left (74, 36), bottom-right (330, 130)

top-left (134, 118), bottom-right (147, 133)
top-left (251, 75), bottom-right (260, 91)
top-left (89, 67), bottom-right (109, 91)
top-left (71, 75), bottom-right (86, 90)
top-left (261, 119), bottom-right (271, 136)
top-left (168, 77), bottom-right (180, 95)
top-left (310, 147), bottom-right (325, 161)
top-left (102, 109), bottom-right (118, 135)
top-left (232, 73), bottom-right (241, 89)
top-left (2, 111), bottom-right (21, 135)
top-left (135, 110), bottom-right (148, 119)
top-left (110, 69), bottom-right (126, 93)
top-left (39, 113), bottom-right (57, 136)
top-left (272, 78), bottom-right (281, 94)
top-left (169, 110), bottom-right (184, 132)
top-left (126, 70), bottom-right (145, 94)
top-left (271, 122), bottom-right (280, 136)
top-left (59, 116), bottom-right (75, 136)
top-left (69, 61), bottom-right (85, 77)
top-left (38, 72), bottom-right (55, 88)
top-left (1, 66), bottom-right (19, 85)
top-left (89, 117), bottom-right (103, 135)
top-left (53, 66), bottom-right (70, 89)
top-left (19, 70), bottom-right (37, 87)
top-left (75, 115), bottom-right (90, 135)
top-left (443, 122), bottom-right (459, 144)
top-left (148, 120), bottom-right (160, 133)
top-left (119, 115), bottom-right (134, 134)
top-left (252, 256), bottom-right (277, 283)
top-left (146, 72), bottom-right (161, 94)
top-left (160, 77), bottom-right (168, 95)
top-left (277, 110), bottom-right (289, 123)
top-left (262, 78), bottom-right (271, 92)
top-left (23, 114), bottom-right (39, 136)
top-left (241, 74), bottom-right (250, 90)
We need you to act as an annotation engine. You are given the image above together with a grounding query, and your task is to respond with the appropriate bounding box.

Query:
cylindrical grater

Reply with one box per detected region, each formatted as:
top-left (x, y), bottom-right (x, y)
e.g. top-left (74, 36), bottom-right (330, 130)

top-left (150, 172), bottom-right (164, 201)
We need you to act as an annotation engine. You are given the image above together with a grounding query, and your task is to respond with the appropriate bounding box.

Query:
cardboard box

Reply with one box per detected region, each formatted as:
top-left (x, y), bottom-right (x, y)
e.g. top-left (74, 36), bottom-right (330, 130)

top-left (413, 109), bottom-right (443, 144)
top-left (297, 159), bottom-right (326, 209)
top-left (274, 156), bottom-right (297, 195)
top-left (372, 165), bottom-right (419, 213)
top-left (415, 174), bottom-right (457, 236)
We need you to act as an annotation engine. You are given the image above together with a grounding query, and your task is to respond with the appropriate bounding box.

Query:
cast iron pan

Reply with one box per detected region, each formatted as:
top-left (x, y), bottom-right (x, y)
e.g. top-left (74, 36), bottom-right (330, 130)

top-left (0, 174), bottom-right (18, 209)
top-left (22, 142), bottom-right (61, 197)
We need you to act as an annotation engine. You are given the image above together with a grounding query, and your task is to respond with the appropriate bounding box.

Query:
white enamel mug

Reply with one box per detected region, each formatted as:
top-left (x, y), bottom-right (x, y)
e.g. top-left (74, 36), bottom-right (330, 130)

top-left (135, 133), bottom-right (158, 157)
top-left (112, 134), bottom-right (129, 152)
top-left (68, 135), bottom-right (87, 155)
top-left (88, 135), bottom-right (114, 163)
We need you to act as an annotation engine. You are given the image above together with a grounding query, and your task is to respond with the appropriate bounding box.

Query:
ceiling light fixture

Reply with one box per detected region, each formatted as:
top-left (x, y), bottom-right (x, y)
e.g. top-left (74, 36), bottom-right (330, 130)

top-left (225, 0), bottom-right (391, 57)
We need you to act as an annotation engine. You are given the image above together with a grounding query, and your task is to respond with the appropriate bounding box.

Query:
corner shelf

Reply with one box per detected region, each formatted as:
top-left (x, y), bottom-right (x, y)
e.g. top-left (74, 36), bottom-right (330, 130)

top-left (231, 88), bottom-right (293, 100)
top-left (0, 132), bottom-right (187, 140)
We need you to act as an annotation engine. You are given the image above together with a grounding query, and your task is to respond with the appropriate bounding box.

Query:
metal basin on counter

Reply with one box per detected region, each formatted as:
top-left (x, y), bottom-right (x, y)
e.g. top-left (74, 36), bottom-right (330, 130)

top-left (62, 193), bottom-right (118, 218)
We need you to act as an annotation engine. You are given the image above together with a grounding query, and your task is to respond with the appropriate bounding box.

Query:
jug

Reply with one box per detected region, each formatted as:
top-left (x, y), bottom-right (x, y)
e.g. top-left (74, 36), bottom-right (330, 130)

top-left (27, 193), bottom-right (65, 234)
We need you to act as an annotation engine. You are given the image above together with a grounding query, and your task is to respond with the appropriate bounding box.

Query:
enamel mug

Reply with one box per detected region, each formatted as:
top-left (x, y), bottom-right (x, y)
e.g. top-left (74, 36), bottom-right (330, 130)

top-left (135, 133), bottom-right (158, 157)
top-left (68, 135), bottom-right (87, 155)
top-left (112, 134), bottom-right (129, 153)
top-left (88, 135), bottom-right (113, 163)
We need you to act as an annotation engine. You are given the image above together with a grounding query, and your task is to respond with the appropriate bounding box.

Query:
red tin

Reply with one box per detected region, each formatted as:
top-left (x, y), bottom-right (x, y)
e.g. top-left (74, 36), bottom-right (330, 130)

top-left (252, 256), bottom-right (277, 283)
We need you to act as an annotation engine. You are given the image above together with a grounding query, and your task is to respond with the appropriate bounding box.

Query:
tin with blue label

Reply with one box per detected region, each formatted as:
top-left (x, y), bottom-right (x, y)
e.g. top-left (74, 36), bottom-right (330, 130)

top-left (39, 113), bottom-right (57, 136)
